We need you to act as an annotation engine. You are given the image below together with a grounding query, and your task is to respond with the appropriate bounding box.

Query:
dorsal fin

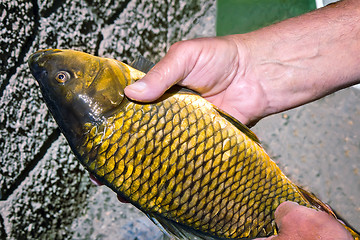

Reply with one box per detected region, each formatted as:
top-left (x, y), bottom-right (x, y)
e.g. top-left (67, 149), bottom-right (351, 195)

top-left (173, 87), bottom-right (261, 145)
top-left (297, 187), bottom-right (336, 217)
top-left (130, 55), bottom-right (155, 73)
top-left (215, 107), bottom-right (261, 145)
top-left (296, 187), bottom-right (360, 238)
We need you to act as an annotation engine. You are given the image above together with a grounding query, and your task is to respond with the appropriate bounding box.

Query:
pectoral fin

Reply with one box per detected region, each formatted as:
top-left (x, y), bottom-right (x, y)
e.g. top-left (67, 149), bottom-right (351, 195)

top-left (215, 107), bottom-right (261, 145)
top-left (145, 211), bottom-right (246, 240)
top-left (130, 55), bottom-right (155, 73)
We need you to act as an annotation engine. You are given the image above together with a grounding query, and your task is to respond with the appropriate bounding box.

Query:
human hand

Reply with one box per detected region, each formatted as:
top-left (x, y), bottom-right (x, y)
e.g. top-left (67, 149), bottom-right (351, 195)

top-left (125, 1), bottom-right (360, 127)
top-left (257, 201), bottom-right (353, 240)
top-left (124, 37), bottom-right (268, 127)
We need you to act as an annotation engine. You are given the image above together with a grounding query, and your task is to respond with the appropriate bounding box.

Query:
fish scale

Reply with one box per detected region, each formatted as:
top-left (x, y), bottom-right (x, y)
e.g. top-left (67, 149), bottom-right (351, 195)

top-left (78, 93), bottom-right (309, 239)
top-left (28, 49), bottom-right (360, 240)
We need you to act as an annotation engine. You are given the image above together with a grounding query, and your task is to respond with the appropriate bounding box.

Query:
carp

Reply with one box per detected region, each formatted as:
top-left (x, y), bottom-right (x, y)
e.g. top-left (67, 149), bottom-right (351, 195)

top-left (28, 49), bottom-right (359, 239)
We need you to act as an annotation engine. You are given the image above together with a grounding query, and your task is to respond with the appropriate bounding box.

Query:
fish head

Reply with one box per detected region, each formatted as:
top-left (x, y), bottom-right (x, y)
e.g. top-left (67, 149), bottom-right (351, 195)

top-left (28, 49), bottom-right (137, 144)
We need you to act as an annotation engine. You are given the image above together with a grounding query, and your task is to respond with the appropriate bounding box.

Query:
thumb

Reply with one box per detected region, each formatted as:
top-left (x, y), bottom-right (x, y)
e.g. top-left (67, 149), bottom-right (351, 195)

top-left (266, 201), bottom-right (353, 240)
top-left (263, 201), bottom-right (301, 240)
top-left (124, 41), bottom-right (195, 102)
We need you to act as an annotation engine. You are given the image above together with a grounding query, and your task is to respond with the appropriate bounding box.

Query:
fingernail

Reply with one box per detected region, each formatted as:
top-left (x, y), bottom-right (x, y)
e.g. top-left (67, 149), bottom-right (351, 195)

top-left (117, 195), bottom-right (129, 203)
top-left (337, 219), bottom-right (345, 225)
top-left (90, 175), bottom-right (103, 186)
top-left (127, 81), bottom-right (147, 92)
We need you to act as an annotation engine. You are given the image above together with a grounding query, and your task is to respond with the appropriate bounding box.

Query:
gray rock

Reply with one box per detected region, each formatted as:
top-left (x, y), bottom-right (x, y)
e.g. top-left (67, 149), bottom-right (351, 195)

top-left (98, 0), bottom-right (215, 62)
top-left (35, 0), bottom-right (100, 53)
top-left (2, 136), bottom-right (92, 240)
top-left (0, 214), bottom-right (6, 239)
top-left (0, 62), bottom-right (58, 200)
top-left (1, 0), bottom-right (358, 239)
top-left (0, 0), bottom-right (37, 90)
top-left (0, 0), bottom-right (216, 239)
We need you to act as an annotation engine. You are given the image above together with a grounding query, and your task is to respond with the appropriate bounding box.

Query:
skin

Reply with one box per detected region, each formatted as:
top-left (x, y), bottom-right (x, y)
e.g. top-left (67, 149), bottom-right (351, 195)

top-left (120, 0), bottom-right (360, 239)
top-left (257, 202), bottom-right (352, 240)
top-left (124, 0), bottom-right (360, 127)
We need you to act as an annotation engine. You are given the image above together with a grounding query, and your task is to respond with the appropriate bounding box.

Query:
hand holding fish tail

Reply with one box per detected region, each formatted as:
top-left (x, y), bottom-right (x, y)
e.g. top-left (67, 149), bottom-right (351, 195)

top-left (258, 202), bottom-right (353, 240)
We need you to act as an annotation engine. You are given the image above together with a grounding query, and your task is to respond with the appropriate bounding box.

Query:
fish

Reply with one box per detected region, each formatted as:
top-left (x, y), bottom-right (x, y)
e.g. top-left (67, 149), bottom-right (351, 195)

top-left (28, 49), bottom-right (360, 240)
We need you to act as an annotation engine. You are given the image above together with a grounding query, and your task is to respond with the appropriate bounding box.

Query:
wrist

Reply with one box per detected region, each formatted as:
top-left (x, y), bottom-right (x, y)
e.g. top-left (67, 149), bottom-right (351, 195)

top-left (231, 0), bottom-right (360, 119)
top-left (223, 34), bottom-right (273, 124)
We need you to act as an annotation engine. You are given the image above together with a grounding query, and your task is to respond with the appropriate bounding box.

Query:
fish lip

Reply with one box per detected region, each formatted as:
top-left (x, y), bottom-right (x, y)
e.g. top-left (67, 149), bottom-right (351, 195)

top-left (28, 57), bottom-right (47, 83)
top-left (28, 49), bottom-right (62, 70)
top-left (28, 49), bottom-right (62, 81)
top-left (28, 48), bottom-right (61, 63)
top-left (28, 50), bottom-right (45, 73)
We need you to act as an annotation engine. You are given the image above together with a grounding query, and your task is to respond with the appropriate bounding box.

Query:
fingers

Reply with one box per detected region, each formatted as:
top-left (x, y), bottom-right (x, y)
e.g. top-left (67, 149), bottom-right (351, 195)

top-left (259, 202), bottom-right (300, 240)
top-left (124, 41), bottom-right (198, 102)
top-left (117, 195), bottom-right (129, 203)
top-left (268, 201), bottom-right (353, 240)
top-left (273, 201), bottom-right (300, 230)
top-left (90, 174), bottom-right (129, 203)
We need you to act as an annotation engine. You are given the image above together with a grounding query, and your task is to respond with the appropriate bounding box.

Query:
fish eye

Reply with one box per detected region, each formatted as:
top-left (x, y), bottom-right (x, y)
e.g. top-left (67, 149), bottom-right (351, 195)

top-left (55, 71), bottom-right (71, 84)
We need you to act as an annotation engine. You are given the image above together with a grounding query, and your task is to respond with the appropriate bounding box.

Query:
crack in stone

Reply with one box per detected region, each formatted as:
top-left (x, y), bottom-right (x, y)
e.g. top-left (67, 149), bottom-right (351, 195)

top-left (0, 128), bottom-right (61, 201)
top-left (39, 0), bottom-right (66, 18)
top-left (0, 0), bottom-right (40, 100)
top-left (94, 31), bottom-right (104, 57)
top-left (0, 214), bottom-right (6, 240)
top-left (104, 0), bottom-right (132, 26)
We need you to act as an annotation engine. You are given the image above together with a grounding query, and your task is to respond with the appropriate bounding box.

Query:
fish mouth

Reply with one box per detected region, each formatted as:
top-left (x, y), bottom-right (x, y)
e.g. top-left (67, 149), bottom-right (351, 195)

top-left (28, 49), bottom-right (62, 83)
top-left (29, 49), bottom-right (60, 65)
top-left (28, 49), bottom-right (61, 72)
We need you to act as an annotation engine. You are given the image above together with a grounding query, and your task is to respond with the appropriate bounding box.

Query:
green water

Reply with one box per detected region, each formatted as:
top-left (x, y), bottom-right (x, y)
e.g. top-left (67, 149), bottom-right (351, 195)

top-left (216, 0), bottom-right (316, 36)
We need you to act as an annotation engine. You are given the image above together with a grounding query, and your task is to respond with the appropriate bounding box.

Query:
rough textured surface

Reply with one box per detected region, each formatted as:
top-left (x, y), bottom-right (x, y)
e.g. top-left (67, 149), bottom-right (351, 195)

top-left (3, 136), bottom-right (92, 240)
top-left (0, 62), bottom-right (58, 200)
top-left (0, 0), bottom-right (37, 91)
top-left (1, 0), bottom-right (215, 239)
top-left (252, 88), bottom-right (360, 229)
top-left (0, 0), bottom-right (359, 239)
top-left (70, 187), bottom-right (166, 240)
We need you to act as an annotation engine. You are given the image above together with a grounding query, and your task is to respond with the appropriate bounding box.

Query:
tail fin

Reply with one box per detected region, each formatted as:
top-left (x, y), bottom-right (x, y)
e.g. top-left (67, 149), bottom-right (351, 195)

top-left (298, 187), bottom-right (360, 240)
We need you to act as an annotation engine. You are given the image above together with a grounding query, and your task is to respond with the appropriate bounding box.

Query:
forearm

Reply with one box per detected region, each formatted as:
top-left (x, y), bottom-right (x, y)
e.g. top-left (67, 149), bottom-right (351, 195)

top-left (234, 0), bottom-right (360, 116)
top-left (125, 0), bottom-right (360, 125)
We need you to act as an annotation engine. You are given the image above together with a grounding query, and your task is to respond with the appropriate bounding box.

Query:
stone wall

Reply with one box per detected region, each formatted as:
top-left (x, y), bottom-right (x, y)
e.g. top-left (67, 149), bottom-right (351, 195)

top-left (0, 0), bottom-right (215, 239)
top-left (1, 0), bottom-right (359, 239)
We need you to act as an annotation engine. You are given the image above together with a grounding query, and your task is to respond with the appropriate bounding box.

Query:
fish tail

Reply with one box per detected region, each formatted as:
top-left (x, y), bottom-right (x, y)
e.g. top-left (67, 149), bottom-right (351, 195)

top-left (297, 187), bottom-right (360, 239)
top-left (297, 187), bottom-right (336, 216)
top-left (343, 225), bottom-right (360, 240)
